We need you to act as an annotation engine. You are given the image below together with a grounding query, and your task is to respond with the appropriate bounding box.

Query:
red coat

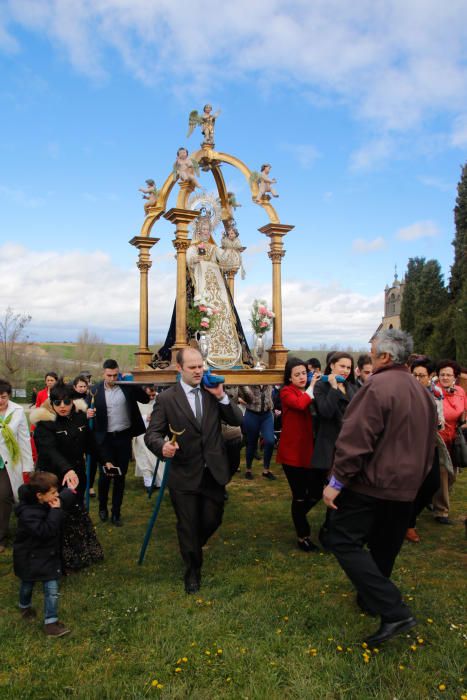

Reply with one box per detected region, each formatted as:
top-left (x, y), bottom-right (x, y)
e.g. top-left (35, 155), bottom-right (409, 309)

top-left (35, 388), bottom-right (49, 407)
top-left (276, 384), bottom-right (314, 468)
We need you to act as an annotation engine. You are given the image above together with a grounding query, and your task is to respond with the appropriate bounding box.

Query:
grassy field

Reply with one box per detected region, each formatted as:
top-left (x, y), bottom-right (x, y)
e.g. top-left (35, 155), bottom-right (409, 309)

top-left (0, 461), bottom-right (465, 700)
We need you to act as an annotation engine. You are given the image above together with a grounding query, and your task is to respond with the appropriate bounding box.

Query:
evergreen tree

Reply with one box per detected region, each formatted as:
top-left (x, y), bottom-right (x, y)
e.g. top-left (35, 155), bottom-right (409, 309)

top-left (400, 257), bottom-right (425, 334)
top-left (451, 163), bottom-right (467, 301)
top-left (412, 260), bottom-right (448, 352)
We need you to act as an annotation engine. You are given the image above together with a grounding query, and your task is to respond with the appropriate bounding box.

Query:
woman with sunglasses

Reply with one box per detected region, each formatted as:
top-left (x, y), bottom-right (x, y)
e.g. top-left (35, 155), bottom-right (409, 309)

top-left (30, 380), bottom-right (112, 572)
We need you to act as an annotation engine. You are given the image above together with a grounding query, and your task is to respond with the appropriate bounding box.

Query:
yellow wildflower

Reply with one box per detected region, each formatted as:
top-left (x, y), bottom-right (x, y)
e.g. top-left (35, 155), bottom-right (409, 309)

top-left (336, 646), bottom-right (343, 652)
top-left (175, 668), bottom-right (181, 673)
top-left (438, 684), bottom-right (446, 692)
top-left (417, 638), bottom-right (424, 644)
top-left (362, 642), bottom-right (368, 649)
top-left (427, 618), bottom-right (433, 624)
top-left (283, 616), bottom-right (289, 621)
top-left (410, 645), bottom-right (417, 652)
top-left (182, 657), bottom-right (188, 663)
top-left (205, 650), bottom-right (211, 655)
top-left (151, 680), bottom-right (159, 687)
top-left (399, 665), bottom-right (405, 670)
top-left (157, 684), bottom-right (163, 690)
top-left (217, 649), bottom-right (223, 655)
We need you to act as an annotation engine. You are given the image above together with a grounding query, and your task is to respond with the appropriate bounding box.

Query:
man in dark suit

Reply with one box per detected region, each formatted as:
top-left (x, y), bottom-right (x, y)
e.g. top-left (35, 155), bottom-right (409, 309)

top-left (93, 359), bottom-right (149, 526)
top-left (145, 347), bottom-right (243, 593)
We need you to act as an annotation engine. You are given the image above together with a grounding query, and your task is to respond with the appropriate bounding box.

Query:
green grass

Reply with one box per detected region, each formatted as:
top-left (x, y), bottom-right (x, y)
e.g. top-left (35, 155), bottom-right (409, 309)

top-left (0, 463), bottom-right (465, 699)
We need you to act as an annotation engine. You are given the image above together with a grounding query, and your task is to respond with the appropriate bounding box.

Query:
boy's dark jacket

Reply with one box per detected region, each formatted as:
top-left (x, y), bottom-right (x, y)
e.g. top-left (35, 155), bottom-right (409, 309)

top-left (13, 484), bottom-right (67, 581)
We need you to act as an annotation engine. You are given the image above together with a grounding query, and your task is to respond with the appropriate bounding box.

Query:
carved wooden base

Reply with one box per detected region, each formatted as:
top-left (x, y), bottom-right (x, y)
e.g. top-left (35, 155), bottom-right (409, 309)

top-left (266, 346), bottom-right (289, 370)
top-left (131, 367), bottom-right (284, 386)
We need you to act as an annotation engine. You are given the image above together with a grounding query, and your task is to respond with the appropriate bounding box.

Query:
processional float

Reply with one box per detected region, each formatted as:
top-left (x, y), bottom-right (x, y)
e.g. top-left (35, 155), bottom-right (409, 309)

top-left (130, 105), bottom-right (294, 385)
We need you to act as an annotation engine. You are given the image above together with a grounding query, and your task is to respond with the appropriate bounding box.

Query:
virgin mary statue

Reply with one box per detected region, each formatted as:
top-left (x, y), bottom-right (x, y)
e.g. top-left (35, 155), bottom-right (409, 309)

top-left (152, 200), bottom-right (252, 369)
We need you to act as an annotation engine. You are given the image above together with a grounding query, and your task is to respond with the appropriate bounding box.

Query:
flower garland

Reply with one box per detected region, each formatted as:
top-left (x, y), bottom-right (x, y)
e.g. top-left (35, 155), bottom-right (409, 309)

top-left (250, 299), bottom-right (274, 335)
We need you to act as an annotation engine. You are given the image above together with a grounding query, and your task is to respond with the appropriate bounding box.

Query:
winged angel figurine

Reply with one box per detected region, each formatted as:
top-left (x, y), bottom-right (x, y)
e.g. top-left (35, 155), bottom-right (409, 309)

top-left (250, 164), bottom-right (279, 203)
top-left (139, 179), bottom-right (159, 214)
top-left (173, 147), bottom-right (202, 189)
top-left (187, 104), bottom-right (221, 148)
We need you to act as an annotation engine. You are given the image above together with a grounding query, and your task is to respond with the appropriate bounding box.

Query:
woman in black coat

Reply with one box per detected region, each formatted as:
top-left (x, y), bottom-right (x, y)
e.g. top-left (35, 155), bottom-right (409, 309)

top-left (30, 380), bottom-right (111, 572)
top-left (311, 352), bottom-right (358, 485)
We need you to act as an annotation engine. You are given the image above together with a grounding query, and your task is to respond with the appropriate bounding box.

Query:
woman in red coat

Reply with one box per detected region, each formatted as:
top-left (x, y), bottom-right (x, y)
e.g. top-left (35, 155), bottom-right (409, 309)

top-left (276, 357), bottom-right (319, 552)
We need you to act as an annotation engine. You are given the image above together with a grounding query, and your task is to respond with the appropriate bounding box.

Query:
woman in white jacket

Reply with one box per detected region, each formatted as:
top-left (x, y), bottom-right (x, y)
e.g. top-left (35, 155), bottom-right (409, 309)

top-left (0, 378), bottom-right (34, 552)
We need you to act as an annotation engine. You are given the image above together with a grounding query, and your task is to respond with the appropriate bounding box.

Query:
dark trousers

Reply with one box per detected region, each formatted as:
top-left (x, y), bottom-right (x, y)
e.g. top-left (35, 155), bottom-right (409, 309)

top-left (243, 410), bottom-right (275, 470)
top-left (169, 469), bottom-right (225, 572)
top-left (224, 437), bottom-right (242, 476)
top-left (0, 468), bottom-right (14, 546)
top-left (408, 450), bottom-right (440, 528)
top-left (324, 489), bottom-right (413, 622)
top-left (98, 430), bottom-right (132, 517)
top-left (282, 466), bottom-right (327, 538)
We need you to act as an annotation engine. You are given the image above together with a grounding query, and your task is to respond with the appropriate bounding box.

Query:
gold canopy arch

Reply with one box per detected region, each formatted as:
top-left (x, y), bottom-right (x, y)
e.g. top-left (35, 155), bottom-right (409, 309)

top-left (130, 147), bottom-right (293, 382)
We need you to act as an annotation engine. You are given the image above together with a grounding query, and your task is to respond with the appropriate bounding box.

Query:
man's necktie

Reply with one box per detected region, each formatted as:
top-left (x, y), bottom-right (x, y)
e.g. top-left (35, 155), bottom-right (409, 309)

top-left (191, 388), bottom-right (202, 425)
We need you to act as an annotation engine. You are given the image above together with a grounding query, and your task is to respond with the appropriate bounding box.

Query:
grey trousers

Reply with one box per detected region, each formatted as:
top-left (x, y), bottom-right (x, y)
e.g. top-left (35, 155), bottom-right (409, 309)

top-left (0, 468), bottom-right (14, 546)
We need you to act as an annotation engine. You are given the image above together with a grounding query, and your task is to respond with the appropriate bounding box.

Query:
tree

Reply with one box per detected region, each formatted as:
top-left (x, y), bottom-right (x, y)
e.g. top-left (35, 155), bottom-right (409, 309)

top-left (0, 307), bottom-right (32, 378)
top-left (412, 260), bottom-right (448, 351)
top-left (73, 329), bottom-right (104, 372)
top-left (400, 257), bottom-right (425, 334)
top-left (451, 163), bottom-right (467, 301)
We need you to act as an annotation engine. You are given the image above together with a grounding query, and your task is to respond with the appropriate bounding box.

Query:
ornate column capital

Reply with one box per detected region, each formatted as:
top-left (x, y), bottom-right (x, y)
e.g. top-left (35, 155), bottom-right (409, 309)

top-left (129, 235), bottom-right (159, 251)
top-left (164, 207), bottom-right (200, 227)
top-left (172, 239), bottom-right (191, 252)
top-left (268, 250), bottom-right (286, 263)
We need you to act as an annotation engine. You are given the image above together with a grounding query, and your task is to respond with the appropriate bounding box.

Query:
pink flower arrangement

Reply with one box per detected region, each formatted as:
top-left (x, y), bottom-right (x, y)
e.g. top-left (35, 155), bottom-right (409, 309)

top-left (250, 299), bottom-right (275, 335)
top-left (187, 294), bottom-right (218, 333)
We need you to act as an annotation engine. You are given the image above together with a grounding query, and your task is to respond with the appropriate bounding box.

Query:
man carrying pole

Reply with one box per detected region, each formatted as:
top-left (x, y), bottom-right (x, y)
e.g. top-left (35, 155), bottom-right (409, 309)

top-left (145, 347), bottom-right (243, 593)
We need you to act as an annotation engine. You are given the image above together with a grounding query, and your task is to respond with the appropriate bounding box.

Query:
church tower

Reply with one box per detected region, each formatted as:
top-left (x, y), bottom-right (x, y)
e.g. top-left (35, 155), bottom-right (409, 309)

top-left (370, 266), bottom-right (405, 341)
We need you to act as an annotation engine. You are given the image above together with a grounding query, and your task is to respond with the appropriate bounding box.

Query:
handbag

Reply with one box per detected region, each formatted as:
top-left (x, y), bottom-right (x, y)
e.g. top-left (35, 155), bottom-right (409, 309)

top-left (453, 426), bottom-right (467, 470)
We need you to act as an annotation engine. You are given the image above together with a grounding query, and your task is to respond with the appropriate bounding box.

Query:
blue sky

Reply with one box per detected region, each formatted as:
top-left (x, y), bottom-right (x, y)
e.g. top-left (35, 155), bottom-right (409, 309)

top-left (1, 1), bottom-right (466, 349)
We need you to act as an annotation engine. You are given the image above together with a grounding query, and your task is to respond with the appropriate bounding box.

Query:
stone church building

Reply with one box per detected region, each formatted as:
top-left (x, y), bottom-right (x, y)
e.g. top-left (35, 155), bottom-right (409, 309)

top-left (370, 269), bottom-right (405, 342)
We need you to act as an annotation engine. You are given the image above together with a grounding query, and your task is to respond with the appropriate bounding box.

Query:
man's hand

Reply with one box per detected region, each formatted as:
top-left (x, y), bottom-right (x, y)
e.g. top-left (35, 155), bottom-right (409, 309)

top-left (204, 383), bottom-right (225, 400)
top-left (323, 485), bottom-right (341, 510)
top-left (87, 408), bottom-right (96, 419)
top-left (162, 441), bottom-right (179, 459)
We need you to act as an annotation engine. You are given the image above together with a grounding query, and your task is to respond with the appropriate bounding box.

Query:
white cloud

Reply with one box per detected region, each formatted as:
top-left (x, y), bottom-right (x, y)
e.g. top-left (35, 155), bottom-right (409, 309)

top-left (418, 175), bottom-right (453, 192)
top-left (236, 280), bottom-right (381, 347)
top-left (0, 184), bottom-right (45, 208)
top-left (1, 243), bottom-right (382, 346)
top-left (3, 1), bottom-right (467, 134)
top-left (349, 137), bottom-right (394, 171)
top-left (280, 143), bottom-right (320, 170)
top-left (396, 220), bottom-right (439, 241)
top-left (352, 237), bottom-right (386, 253)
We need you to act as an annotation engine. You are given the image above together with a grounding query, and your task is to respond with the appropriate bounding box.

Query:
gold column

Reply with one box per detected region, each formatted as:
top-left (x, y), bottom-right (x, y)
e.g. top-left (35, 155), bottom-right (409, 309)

top-left (258, 223), bottom-right (294, 369)
top-left (129, 236), bottom-right (159, 369)
top-left (164, 206), bottom-right (200, 364)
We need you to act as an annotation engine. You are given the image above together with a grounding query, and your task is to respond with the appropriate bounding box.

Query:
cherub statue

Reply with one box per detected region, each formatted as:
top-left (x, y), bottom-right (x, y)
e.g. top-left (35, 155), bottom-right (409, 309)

top-left (139, 179), bottom-right (159, 214)
top-left (187, 104), bottom-right (221, 148)
top-left (217, 191), bottom-right (242, 216)
top-left (173, 147), bottom-right (202, 189)
top-left (250, 163), bottom-right (279, 203)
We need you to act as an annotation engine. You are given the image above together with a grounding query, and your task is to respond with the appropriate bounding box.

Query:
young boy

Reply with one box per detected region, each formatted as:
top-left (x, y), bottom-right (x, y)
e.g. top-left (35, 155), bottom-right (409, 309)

top-left (13, 471), bottom-right (70, 637)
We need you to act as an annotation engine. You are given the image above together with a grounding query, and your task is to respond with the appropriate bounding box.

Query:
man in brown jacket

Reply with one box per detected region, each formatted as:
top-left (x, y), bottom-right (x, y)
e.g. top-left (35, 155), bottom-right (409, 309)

top-left (322, 329), bottom-right (437, 646)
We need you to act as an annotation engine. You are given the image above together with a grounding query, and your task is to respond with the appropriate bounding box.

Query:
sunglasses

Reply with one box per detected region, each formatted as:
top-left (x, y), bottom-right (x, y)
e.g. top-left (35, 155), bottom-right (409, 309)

top-left (52, 399), bottom-right (72, 407)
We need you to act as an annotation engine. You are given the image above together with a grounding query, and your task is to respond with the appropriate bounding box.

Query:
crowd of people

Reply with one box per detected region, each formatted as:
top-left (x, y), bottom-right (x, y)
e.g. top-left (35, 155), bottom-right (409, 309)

top-left (0, 329), bottom-right (465, 643)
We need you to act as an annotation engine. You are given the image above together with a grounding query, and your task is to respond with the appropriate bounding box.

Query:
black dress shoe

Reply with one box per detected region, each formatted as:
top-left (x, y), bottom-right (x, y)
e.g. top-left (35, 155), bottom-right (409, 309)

top-left (99, 509), bottom-right (108, 523)
top-left (184, 568), bottom-right (201, 594)
top-left (365, 616), bottom-right (417, 646)
top-left (111, 515), bottom-right (122, 527)
top-left (297, 537), bottom-right (319, 553)
top-left (262, 471), bottom-right (276, 480)
top-left (435, 516), bottom-right (453, 525)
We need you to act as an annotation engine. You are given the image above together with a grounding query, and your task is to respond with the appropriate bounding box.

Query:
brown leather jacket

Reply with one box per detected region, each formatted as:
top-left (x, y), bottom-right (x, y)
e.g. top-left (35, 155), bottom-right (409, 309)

top-left (331, 363), bottom-right (437, 502)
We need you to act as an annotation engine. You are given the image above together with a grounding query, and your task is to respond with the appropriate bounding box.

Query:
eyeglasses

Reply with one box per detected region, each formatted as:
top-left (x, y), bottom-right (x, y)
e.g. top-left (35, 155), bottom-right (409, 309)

top-left (413, 373), bottom-right (428, 379)
top-left (52, 399), bottom-right (72, 406)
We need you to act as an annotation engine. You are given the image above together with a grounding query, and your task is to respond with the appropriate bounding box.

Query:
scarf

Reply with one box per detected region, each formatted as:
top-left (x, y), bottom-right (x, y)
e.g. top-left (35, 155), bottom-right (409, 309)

top-left (0, 413), bottom-right (20, 465)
